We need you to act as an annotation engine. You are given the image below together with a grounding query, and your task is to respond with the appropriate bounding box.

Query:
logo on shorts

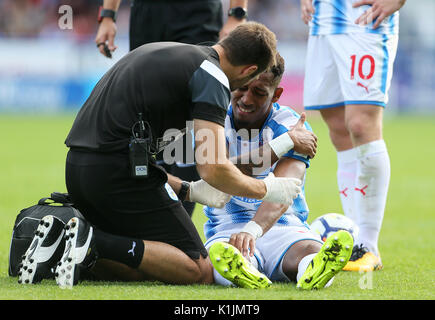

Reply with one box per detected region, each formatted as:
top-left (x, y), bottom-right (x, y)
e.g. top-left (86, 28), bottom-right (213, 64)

top-left (128, 241), bottom-right (136, 257)
top-left (357, 82), bottom-right (369, 93)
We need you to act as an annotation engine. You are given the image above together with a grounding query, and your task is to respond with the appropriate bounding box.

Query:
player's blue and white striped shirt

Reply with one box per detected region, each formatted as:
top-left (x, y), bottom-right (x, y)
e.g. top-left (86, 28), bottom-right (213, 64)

top-left (310, 0), bottom-right (399, 36)
top-left (203, 103), bottom-right (313, 240)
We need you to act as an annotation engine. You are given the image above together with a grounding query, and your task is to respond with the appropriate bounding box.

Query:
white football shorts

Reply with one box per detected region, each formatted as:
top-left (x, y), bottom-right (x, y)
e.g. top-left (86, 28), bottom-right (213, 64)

top-left (204, 223), bottom-right (322, 282)
top-left (304, 33), bottom-right (398, 110)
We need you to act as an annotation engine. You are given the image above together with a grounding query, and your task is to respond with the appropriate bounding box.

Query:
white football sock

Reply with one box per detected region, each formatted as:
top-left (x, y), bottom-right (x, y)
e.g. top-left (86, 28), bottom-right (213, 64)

top-left (296, 253), bottom-right (316, 283)
top-left (213, 268), bottom-right (234, 287)
top-left (296, 253), bottom-right (334, 288)
top-left (336, 148), bottom-right (358, 223)
top-left (354, 140), bottom-right (390, 256)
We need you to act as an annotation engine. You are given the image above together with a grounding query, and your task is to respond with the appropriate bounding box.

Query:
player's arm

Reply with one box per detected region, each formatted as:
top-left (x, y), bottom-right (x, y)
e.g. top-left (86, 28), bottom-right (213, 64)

top-left (167, 173), bottom-right (231, 208)
top-left (220, 0), bottom-right (249, 40)
top-left (167, 173), bottom-right (183, 194)
top-left (231, 113), bottom-right (317, 176)
top-left (194, 119), bottom-right (266, 199)
top-left (229, 158), bottom-right (306, 257)
top-left (95, 0), bottom-right (122, 57)
top-left (353, 0), bottom-right (406, 29)
top-left (194, 119), bottom-right (302, 205)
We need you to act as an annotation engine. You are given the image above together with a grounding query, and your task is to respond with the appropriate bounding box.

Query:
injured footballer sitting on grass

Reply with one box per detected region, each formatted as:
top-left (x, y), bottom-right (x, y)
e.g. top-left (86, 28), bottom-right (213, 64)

top-left (204, 53), bottom-right (353, 290)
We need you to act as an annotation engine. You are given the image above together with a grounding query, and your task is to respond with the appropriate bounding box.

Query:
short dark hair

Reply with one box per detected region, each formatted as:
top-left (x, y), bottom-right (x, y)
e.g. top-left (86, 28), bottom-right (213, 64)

top-left (219, 22), bottom-right (277, 77)
top-left (268, 52), bottom-right (285, 87)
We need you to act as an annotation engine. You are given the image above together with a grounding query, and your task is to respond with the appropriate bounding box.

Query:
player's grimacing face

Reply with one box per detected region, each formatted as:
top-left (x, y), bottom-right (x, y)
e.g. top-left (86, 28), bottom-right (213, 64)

top-left (231, 72), bottom-right (277, 129)
top-left (229, 73), bottom-right (256, 92)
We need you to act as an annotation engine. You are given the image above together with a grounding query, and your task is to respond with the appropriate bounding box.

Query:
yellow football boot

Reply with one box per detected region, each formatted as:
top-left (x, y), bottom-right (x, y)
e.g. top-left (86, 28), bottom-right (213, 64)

top-left (209, 242), bottom-right (272, 289)
top-left (343, 244), bottom-right (383, 272)
top-left (297, 230), bottom-right (353, 290)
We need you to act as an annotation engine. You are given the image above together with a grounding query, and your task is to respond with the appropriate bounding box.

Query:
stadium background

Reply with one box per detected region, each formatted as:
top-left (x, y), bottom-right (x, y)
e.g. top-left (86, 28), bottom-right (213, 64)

top-left (0, 0), bottom-right (434, 300)
top-left (0, 0), bottom-right (434, 114)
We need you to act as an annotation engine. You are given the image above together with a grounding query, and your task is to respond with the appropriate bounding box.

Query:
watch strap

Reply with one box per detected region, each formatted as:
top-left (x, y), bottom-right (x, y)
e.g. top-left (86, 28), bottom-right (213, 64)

top-left (178, 181), bottom-right (190, 202)
top-left (98, 6), bottom-right (117, 23)
top-left (228, 6), bottom-right (248, 19)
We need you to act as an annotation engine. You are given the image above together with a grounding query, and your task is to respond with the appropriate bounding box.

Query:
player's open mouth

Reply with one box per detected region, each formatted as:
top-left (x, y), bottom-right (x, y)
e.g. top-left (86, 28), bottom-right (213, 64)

top-left (237, 104), bottom-right (254, 114)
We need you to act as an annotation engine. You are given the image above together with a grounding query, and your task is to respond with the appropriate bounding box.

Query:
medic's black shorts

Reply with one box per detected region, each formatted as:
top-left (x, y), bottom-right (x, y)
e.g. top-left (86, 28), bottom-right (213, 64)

top-left (65, 150), bottom-right (207, 260)
top-left (129, 0), bottom-right (223, 50)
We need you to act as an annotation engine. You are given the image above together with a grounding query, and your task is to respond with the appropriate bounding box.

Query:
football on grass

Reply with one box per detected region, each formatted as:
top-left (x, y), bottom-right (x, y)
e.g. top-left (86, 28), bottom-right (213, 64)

top-left (310, 213), bottom-right (359, 242)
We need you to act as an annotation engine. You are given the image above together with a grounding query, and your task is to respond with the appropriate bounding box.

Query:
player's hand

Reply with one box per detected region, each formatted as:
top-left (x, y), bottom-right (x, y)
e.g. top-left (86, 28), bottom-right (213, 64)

top-left (261, 172), bottom-right (302, 206)
top-left (229, 232), bottom-right (256, 258)
top-left (353, 0), bottom-right (406, 29)
top-left (188, 179), bottom-right (231, 208)
top-left (300, 0), bottom-right (315, 24)
top-left (95, 17), bottom-right (118, 58)
top-left (288, 112), bottom-right (318, 159)
top-left (219, 16), bottom-right (246, 40)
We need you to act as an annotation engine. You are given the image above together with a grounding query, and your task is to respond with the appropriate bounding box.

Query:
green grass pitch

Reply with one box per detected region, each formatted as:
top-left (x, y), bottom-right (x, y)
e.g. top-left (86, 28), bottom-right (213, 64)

top-left (0, 113), bottom-right (434, 300)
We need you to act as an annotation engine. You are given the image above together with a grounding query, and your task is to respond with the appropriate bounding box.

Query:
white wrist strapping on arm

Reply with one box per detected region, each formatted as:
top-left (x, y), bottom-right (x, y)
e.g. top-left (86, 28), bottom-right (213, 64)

top-left (188, 179), bottom-right (231, 208)
top-left (268, 133), bottom-right (294, 158)
top-left (241, 221), bottom-right (263, 239)
top-left (262, 172), bottom-right (302, 206)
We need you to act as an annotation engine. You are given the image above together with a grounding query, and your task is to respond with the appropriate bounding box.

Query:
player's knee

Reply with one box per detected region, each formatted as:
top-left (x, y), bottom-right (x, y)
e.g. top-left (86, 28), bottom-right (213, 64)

top-left (329, 123), bottom-right (348, 138)
top-left (326, 115), bottom-right (347, 134)
top-left (301, 241), bottom-right (322, 255)
top-left (283, 240), bottom-right (322, 270)
top-left (192, 257), bottom-right (214, 284)
top-left (321, 108), bottom-right (347, 134)
top-left (324, 117), bottom-right (350, 147)
top-left (345, 117), bottom-right (368, 141)
top-left (177, 261), bottom-right (204, 284)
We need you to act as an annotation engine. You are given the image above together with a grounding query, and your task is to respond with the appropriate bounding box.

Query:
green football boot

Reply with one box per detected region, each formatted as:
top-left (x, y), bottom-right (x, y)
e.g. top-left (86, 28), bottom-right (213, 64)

top-left (297, 230), bottom-right (353, 290)
top-left (209, 242), bottom-right (272, 289)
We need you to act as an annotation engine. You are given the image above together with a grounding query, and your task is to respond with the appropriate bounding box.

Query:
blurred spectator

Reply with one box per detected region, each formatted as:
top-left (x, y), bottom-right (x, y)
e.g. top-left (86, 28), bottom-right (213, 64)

top-left (0, 0), bottom-right (433, 47)
top-left (0, 0), bottom-right (433, 112)
top-left (0, 0), bottom-right (309, 42)
top-left (246, 0), bottom-right (308, 41)
top-left (0, 0), bottom-right (47, 37)
top-left (0, 0), bottom-right (130, 42)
